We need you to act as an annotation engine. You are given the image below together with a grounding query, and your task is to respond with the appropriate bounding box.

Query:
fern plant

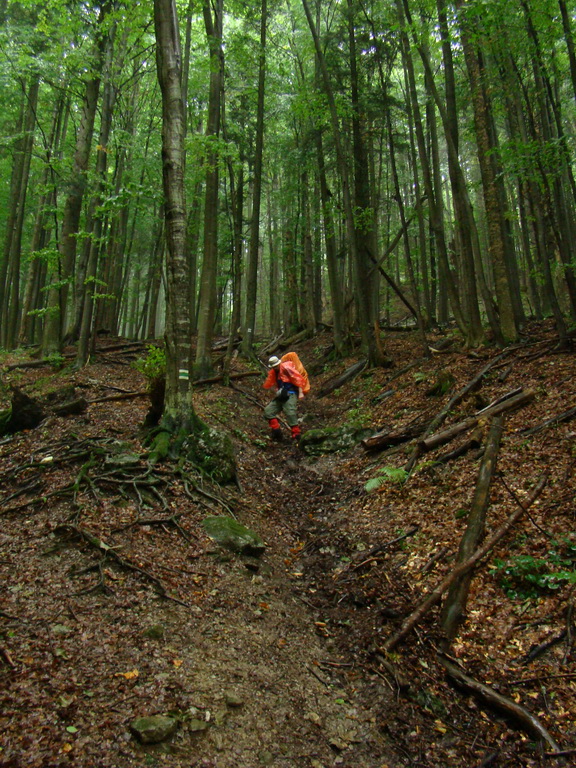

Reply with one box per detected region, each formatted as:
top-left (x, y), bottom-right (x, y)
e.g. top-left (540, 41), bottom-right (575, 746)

top-left (364, 466), bottom-right (409, 492)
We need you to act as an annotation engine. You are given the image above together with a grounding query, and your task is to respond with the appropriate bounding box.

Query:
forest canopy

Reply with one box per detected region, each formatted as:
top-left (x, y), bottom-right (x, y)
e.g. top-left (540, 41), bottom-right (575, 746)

top-left (1, 0), bottom-right (576, 366)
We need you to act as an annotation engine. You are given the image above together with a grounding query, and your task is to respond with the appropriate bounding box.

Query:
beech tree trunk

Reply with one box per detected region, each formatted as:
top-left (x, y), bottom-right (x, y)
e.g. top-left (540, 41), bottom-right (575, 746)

top-left (42, 3), bottom-right (110, 355)
top-left (154, 0), bottom-right (194, 424)
top-left (241, 0), bottom-right (267, 358)
top-left (195, 0), bottom-right (224, 378)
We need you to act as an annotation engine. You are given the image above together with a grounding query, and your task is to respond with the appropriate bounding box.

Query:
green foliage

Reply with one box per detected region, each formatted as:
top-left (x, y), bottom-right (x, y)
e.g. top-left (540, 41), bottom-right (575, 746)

top-left (491, 538), bottom-right (576, 599)
top-left (413, 371), bottom-right (428, 384)
top-left (133, 345), bottom-right (166, 381)
top-left (45, 352), bottom-right (65, 369)
top-left (364, 466), bottom-right (409, 493)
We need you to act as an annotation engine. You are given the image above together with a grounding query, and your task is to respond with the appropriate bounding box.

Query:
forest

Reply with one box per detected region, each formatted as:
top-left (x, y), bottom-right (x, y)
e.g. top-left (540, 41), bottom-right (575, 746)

top-left (0, 0), bottom-right (576, 767)
top-left (1, 0), bottom-right (576, 364)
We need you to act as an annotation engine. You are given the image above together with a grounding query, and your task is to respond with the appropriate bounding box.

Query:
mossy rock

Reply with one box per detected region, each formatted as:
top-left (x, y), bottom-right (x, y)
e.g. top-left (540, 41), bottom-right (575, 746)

top-left (184, 425), bottom-right (236, 484)
top-left (202, 515), bottom-right (266, 557)
top-left (299, 425), bottom-right (375, 455)
top-left (130, 715), bottom-right (178, 744)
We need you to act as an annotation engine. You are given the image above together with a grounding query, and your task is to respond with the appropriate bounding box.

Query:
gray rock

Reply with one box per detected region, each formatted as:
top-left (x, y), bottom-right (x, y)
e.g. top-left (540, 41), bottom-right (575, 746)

top-left (104, 452), bottom-right (140, 469)
top-left (299, 426), bottom-right (374, 455)
top-left (202, 516), bottom-right (266, 557)
top-left (130, 715), bottom-right (178, 744)
top-left (225, 692), bottom-right (244, 708)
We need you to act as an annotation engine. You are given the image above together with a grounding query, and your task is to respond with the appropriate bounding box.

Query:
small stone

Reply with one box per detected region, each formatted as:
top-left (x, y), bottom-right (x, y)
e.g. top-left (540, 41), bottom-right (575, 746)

top-left (202, 516), bottom-right (266, 557)
top-left (51, 624), bottom-right (72, 635)
top-left (225, 692), bottom-right (244, 708)
top-left (188, 718), bottom-right (210, 733)
top-left (130, 715), bottom-right (178, 744)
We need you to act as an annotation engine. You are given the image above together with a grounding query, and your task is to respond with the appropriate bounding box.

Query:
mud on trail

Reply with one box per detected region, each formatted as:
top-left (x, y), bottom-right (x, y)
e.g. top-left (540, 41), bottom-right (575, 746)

top-left (1, 324), bottom-right (575, 768)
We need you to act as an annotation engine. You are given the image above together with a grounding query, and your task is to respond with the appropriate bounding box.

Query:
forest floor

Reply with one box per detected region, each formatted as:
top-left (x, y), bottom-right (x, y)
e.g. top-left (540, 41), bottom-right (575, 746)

top-left (0, 320), bottom-right (575, 768)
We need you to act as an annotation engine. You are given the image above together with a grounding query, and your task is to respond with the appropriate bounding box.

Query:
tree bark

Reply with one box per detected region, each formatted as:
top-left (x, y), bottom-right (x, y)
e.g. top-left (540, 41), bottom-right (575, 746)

top-left (441, 416), bottom-right (503, 642)
top-left (241, 0), bottom-right (267, 358)
top-left (154, 0), bottom-right (194, 424)
top-left (195, 0), bottom-right (224, 378)
top-left (42, 3), bottom-right (110, 355)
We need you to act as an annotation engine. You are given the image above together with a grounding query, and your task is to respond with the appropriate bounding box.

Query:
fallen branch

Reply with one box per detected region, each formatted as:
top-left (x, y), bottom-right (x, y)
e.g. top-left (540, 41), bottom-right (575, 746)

top-left (88, 391), bottom-right (148, 403)
top-left (418, 389), bottom-right (535, 454)
top-left (382, 475), bottom-right (547, 652)
top-left (510, 672), bottom-right (576, 685)
top-left (421, 547), bottom-right (450, 575)
top-left (437, 654), bottom-right (564, 758)
top-left (441, 417), bottom-right (503, 642)
top-left (317, 360), bottom-right (368, 398)
top-left (403, 351), bottom-right (513, 471)
top-left (362, 420), bottom-right (429, 452)
top-left (193, 371), bottom-right (260, 386)
top-left (430, 427), bottom-right (483, 465)
top-left (521, 405), bottom-right (576, 437)
top-left (520, 630), bottom-right (567, 665)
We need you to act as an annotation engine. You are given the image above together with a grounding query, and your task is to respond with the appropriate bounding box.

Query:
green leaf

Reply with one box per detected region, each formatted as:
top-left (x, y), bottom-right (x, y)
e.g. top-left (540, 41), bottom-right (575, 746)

top-left (66, 726), bottom-right (78, 734)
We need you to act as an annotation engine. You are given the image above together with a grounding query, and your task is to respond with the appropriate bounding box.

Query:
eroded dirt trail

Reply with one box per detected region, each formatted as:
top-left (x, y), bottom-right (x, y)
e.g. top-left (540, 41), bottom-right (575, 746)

top-left (0, 361), bottom-right (398, 768)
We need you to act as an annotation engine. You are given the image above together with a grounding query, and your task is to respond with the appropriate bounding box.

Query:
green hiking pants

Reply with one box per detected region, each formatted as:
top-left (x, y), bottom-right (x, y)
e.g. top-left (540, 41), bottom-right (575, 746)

top-left (264, 392), bottom-right (299, 426)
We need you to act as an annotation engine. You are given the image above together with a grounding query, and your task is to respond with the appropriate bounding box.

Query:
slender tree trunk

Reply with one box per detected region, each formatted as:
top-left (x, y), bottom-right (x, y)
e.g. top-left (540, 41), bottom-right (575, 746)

top-left (42, 3), bottom-right (110, 355)
top-left (195, 0), bottom-right (224, 377)
top-left (455, 0), bottom-right (519, 342)
top-left (154, 0), bottom-right (195, 425)
top-left (302, 0), bottom-right (383, 365)
top-left (77, 28), bottom-right (118, 367)
top-left (241, 0), bottom-right (267, 358)
top-left (19, 92), bottom-right (67, 345)
top-left (316, 129), bottom-right (346, 354)
top-left (558, 0), bottom-right (576, 104)
top-left (1, 74), bottom-right (40, 348)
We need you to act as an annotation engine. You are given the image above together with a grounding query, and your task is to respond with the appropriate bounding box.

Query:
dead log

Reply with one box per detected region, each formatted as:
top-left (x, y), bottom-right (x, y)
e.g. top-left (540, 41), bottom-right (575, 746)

top-left (475, 387), bottom-right (523, 415)
top-left (317, 359), bottom-right (368, 398)
top-left (521, 405), bottom-right (576, 436)
top-left (88, 391), bottom-right (149, 404)
top-left (52, 397), bottom-right (89, 416)
top-left (419, 389), bottom-right (535, 454)
top-left (440, 416), bottom-right (503, 642)
top-left (437, 654), bottom-right (564, 757)
top-left (259, 334), bottom-right (284, 357)
top-left (362, 420), bottom-right (428, 451)
top-left (193, 371), bottom-right (260, 386)
top-left (382, 475), bottom-right (547, 652)
top-left (97, 341), bottom-right (147, 354)
top-left (404, 350), bottom-right (512, 471)
top-left (432, 427), bottom-right (483, 465)
top-left (277, 328), bottom-right (311, 349)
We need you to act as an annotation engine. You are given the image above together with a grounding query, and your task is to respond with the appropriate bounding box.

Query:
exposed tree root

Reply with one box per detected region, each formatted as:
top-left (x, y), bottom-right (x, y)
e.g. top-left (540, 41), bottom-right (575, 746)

top-left (56, 524), bottom-right (189, 607)
top-left (437, 653), bottom-right (565, 759)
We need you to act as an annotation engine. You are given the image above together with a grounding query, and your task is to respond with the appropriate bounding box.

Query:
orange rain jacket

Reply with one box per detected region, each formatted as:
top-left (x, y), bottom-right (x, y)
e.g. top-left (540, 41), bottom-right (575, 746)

top-left (263, 360), bottom-right (307, 394)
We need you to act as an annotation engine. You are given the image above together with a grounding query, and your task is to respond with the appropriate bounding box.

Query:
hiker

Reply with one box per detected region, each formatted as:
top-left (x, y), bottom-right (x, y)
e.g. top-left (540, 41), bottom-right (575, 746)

top-left (263, 355), bottom-right (307, 441)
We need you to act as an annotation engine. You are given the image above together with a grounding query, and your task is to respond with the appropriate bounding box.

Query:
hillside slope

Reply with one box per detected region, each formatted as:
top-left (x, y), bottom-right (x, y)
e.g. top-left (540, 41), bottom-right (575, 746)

top-left (0, 322), bottom-right (574, 767)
